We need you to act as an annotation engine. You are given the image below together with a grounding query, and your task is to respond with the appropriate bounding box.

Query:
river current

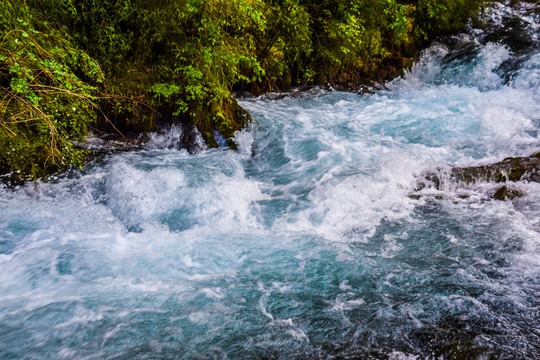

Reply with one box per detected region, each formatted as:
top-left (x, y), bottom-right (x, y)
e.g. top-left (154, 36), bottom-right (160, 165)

top-left (1, 2), bottom-right (540, 359)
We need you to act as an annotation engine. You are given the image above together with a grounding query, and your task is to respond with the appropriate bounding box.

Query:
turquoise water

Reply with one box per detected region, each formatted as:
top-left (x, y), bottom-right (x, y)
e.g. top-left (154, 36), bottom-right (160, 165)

top-left (1, 2), bottom-right (540, 359)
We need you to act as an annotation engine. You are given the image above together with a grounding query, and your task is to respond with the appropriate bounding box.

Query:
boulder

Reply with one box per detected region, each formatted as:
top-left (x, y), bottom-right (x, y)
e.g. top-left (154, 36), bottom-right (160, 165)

top-left (414, 153), bottom-right (540, 201)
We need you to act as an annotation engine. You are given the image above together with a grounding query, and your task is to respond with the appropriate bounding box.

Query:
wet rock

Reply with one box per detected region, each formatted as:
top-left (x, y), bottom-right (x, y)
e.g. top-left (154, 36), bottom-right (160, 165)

top-left (416, 153), bottom-right (540, 192)
top-left (492, 185), bottom-right (524, 201)
top-left (180, 116), bottom-right (206, 153)
top-left (357, 86), bottom-right (375, 95)
top-left (77, 133), bottom-right (142, 158)
top-left (452, 155), bottom-right (540, 184)
top-left (231, 98), bottom-right (252, 129)
top-left (199, 98), bottom-right (253, 149)
top-left (483, 14), bottom-right (537, 55)
top-left (107, 114), bottom-right (206, 153)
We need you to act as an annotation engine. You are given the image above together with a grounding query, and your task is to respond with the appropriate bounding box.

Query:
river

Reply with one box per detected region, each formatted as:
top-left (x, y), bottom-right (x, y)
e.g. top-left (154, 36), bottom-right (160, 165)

top-left (1, 1), bottom-right (539, 359)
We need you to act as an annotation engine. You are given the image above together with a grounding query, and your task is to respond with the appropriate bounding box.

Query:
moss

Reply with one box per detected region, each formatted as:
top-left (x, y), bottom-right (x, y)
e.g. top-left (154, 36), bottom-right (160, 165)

top-left (204, 132), bottom-right (219, 148)
top-left (0, 129), bottom-right (63, 184)
top-left (197, 97), bottom-right (252, 147)
top-left (493, 186), bottom-right (524, 201)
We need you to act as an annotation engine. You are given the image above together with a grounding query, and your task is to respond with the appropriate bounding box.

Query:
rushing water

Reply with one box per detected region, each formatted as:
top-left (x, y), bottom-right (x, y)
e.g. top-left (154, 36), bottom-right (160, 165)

top-left (1, 2), bottom-right (540, 359)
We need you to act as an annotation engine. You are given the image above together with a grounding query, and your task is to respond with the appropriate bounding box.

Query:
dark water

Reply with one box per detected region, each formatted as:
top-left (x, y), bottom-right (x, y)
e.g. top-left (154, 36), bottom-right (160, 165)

top-left (1, 1), bottom-right (539, 359)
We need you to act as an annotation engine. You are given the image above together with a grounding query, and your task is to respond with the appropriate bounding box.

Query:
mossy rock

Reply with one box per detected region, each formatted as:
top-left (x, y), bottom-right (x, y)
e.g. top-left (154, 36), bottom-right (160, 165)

top-left (416, 155), bottom-right (540, 191)
top-left (492, 185), bottom-right (524, 201)
top-left (450, 156), bottom-right (540, 184)
top-left (199, 98), bottom-right (252, 149)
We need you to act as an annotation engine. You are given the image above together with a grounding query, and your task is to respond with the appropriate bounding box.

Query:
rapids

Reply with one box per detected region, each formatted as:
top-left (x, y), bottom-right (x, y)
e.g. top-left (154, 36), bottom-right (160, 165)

top-left (1, 1), bottom-right (539, 359)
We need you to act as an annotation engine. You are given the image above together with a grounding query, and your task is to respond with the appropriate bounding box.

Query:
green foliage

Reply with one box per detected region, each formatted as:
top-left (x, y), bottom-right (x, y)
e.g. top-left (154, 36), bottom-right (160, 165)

top-left (29, 0), bottom-right (268, 133)
top-left (1, 0), bottom-right (487, 182)
top-left (412, 0), bottom-right (486, 41)
top-left (255, 0), bottom-right (312, 88)
top-left (0, 0), bottom-right (103, 182)
top-left (300, 0), bottom-right (415, 80)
